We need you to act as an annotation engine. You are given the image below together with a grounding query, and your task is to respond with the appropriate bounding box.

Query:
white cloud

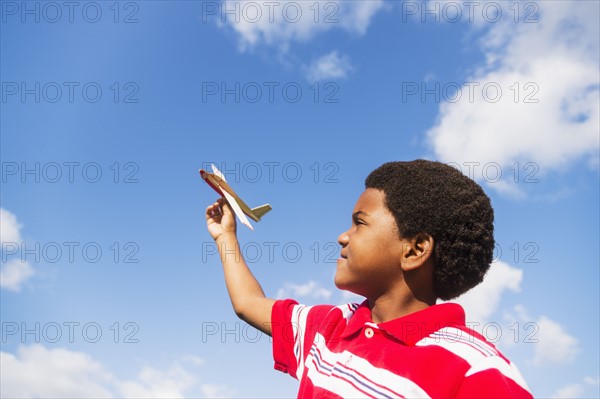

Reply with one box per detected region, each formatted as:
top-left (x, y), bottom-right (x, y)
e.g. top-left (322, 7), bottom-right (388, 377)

top-left (426, 1), bottom-right (599, 194)
top-left (553, 376), bottom-right (600, 398)
top-left (277, 280), bottom-right (332, 301)
top-left (532, 315), bottom-right (579, 366)
top-left (511, 305), bottom-right (580, 366)
top-left (583, 376), bottom-right (600, 386)
top-left (452, 260), bottom-right (523, 323)
top-left (1, 208), bottom-right (23, 244)
top-left (1, 345), bottom-right (114, 398)
top-left (181, 354), bottom-right (205, 367)
top-left (219, 0), bottom-right (385, 51)
top-left (0, 259), bottom-right (34, 292)
top-left (0, 344), bottom-right (214, 399)
top-left (306, 51), bottom-right (352, 81)
top-left (117, 364), bottom-right (197, 399)
top-left (200, 384), bottom-right (237, 398)
top-left (1, 209), bottom-right (34, 292)
top-left (553, 383), bottom-right (585, 398)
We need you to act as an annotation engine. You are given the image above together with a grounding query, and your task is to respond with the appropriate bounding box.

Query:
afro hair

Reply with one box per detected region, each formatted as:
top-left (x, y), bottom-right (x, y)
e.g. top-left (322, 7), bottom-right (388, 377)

top-left (365, 160), bottom-right (495, 300)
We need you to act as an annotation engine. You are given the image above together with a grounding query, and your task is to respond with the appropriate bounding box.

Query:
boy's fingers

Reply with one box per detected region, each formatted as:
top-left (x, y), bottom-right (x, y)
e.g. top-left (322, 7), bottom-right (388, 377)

top-left (206, 201), bottom-right (223, 220)
top-left (205, 204), bottom-right (215, 218)
top-left (218, 198), bottom-right (233, 215)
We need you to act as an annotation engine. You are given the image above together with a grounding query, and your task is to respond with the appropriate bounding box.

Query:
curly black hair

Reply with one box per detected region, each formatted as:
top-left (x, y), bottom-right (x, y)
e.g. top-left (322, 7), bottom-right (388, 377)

top-left (365, 160), bottom-right (495, 300)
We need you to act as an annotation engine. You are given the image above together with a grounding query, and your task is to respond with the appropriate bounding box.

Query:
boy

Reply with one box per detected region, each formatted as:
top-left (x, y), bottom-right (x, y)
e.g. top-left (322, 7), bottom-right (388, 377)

top-left (205, 160), bottom-right (533, 398)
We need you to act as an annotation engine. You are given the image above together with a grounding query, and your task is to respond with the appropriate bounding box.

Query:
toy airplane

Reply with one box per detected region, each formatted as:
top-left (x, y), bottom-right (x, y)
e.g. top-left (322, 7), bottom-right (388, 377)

top-left (199, 164), bottom-right (272, 230)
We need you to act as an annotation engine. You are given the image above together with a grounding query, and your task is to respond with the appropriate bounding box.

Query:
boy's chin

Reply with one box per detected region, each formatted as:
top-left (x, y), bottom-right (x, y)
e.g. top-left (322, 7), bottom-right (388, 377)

top-left (334, 276), bottom-right (358, 295)
top-left (333, 273), bottom-right (346, 290)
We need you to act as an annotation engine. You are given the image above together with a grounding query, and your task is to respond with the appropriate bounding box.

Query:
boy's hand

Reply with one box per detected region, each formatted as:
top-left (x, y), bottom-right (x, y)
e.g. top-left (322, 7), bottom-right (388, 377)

top-left (206, 197), bottom-right (237, 241)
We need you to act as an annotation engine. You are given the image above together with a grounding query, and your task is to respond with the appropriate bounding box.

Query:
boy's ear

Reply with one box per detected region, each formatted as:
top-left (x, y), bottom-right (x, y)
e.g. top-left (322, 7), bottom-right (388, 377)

top-left (400, 233), bottom-right (434, 271)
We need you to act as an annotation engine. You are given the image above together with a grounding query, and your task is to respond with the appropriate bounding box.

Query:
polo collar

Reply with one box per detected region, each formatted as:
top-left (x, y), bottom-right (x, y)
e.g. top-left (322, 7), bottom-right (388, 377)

top-left (341, 301), bottom-right (466, 346)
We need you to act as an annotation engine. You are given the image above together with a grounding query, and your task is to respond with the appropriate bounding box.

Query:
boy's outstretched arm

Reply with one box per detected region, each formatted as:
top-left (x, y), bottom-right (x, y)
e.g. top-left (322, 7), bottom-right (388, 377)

top-left (206, 198), bottom-right (275, 336)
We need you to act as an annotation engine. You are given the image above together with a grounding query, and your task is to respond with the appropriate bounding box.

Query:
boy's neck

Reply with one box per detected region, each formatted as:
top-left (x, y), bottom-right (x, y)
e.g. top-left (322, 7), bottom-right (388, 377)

top-left (368, 292), bottom-right (437, 324)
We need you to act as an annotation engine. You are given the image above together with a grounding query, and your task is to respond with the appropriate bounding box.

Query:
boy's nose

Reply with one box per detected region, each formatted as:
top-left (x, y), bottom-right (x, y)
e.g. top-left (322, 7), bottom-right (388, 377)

top-left (337, 231), bottom-right (349, 247)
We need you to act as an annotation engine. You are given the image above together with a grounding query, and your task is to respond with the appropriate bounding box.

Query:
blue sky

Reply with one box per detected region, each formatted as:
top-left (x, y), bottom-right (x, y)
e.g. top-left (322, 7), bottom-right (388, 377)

top-left (1, 1), bottom-right (599, 397)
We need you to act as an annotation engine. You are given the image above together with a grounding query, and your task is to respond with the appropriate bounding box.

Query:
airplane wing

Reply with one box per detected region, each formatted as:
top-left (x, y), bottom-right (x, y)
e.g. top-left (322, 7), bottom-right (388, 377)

top-left (211, 164), bottom-right (254, 230)
top-left (222, 188), bottom-right (254, 230)
top-left (211, 164), bottom-right (227, 181)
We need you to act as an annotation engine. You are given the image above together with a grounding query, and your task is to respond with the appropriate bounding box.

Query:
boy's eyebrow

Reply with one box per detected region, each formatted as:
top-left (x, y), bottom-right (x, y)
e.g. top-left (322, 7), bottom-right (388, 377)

top-left (352, 211), bottom-right (369, 219)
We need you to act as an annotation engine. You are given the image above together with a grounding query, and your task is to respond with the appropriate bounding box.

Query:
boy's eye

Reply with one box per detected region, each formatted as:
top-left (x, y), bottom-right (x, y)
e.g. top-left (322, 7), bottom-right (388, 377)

top-left (352, 212), bottom-right (368, 226)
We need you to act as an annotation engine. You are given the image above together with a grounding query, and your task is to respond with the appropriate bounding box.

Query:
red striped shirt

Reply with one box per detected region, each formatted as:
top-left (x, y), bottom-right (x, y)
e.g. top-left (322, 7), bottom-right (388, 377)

top-left (271, 300), bottom-right (533, 398)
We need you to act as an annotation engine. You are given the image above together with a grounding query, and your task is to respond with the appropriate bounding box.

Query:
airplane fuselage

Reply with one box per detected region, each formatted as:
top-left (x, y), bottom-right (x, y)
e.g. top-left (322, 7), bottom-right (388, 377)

top-left (200, 169), bottom-right (224, 196)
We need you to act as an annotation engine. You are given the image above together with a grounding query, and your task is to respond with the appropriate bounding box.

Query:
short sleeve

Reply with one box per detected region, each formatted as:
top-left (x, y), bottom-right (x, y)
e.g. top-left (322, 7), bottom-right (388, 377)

top-left (271, 299), bottom-right (336, 380)
top-left (456, 356), bottom-right (533, 398)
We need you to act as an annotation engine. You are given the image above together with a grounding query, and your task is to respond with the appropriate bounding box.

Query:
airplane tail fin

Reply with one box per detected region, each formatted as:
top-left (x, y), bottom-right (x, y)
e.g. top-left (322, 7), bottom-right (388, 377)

top-left (250, 204), bottom-right (272, 220)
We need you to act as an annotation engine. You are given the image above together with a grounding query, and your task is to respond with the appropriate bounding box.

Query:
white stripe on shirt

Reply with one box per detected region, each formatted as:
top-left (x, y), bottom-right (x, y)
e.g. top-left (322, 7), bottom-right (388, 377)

top-left (465, 354), bottom-right (531, 392)
top-left (417, 327), bottom-right (528, 392)
top-left (306, 333), bottom-right (431, 399)
top-left (291, 304), bottom-right (310, 378)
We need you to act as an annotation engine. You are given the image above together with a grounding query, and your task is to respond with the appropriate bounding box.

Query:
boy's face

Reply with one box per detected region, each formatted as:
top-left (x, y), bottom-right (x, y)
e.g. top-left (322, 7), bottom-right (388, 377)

top-left (335, 188), bottom-right (405, 299)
